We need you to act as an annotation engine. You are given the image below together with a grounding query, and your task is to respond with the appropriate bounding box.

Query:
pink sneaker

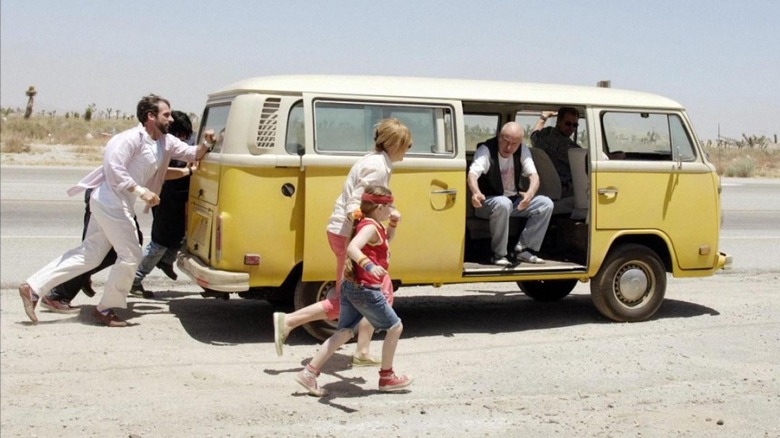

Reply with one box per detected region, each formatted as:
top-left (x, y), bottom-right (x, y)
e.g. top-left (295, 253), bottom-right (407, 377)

top-left (378, 369), bottom-right (413, 392)
top-left (295, 368), bottom-right (325, 397)
top-left (19, 283), bottom-right (38, 324)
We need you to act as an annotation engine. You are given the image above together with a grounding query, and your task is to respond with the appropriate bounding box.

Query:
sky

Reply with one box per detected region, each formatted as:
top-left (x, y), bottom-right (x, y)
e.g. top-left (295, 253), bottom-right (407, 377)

top-left (1, 0), bottom-right (778, 141)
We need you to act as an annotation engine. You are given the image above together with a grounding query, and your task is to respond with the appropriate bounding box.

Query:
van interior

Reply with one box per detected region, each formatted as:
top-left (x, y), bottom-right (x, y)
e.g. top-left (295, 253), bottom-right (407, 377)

top-left (462, 103), bottom-right (589, 275)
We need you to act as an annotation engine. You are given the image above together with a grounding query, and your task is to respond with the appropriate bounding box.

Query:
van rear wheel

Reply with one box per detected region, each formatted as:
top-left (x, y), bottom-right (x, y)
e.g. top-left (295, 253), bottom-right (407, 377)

top-left (590, 244), bottom-right (666, 322)
top-left (517, 279), bottom-right (577, 302)
top-left (293, 280), bottom-right (338, 341)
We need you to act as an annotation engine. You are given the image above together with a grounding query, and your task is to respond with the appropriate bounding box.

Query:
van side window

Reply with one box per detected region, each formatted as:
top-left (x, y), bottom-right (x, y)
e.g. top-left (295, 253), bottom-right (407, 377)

top-left (601, 112), bottom-right (696, 161)
top-left (199, 104), bottom-right (231, 154)
top-left (464, 114), bottom-right (500, 152)
top-left (313, 101), bottom-right (454, 155)
top-left (517, 110), bottom-right (589, 150)
top-left (286, 101), bottom-right (305, 154)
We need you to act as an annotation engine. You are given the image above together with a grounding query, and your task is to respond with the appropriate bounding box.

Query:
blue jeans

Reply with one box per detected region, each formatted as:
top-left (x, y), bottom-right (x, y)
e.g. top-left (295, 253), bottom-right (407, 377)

top-left (132, 240), bottom-right (180, 286)
top-left (338, 280), bottom-right (401, 335)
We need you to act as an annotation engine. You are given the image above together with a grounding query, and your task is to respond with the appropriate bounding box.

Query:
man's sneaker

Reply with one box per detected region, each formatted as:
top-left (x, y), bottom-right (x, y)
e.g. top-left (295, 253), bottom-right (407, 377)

top-left (295, 367), bottom-right (325, 396)
top-left (40, 296), bottom-right (80, 314)
top-left (130, 284), bottom-right (154, 299)
top-left (19, 283), bottom-right (38, 324)
top-left (517, 250), bottom-right (545, 264)
top-left (80, 278), bottom-right (96, 297)
top-left (378, 369), bottom-right (413, 392)
top-left (156, 262), bottom-right (178, 281)
top-left (490, 255), bottom-right (511, 266)
top-left (92, 308), bottom-right (128, 327)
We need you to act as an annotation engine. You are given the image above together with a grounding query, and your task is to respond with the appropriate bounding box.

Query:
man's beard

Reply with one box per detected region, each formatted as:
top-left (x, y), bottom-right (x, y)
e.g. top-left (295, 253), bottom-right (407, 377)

top-left (157, 120), bottom-right (169, 134)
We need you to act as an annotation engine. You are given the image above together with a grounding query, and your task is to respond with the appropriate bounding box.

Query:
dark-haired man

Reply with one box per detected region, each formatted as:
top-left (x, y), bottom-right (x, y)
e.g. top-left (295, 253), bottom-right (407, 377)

top-left (20, 94), bottom-right (213, 327)
top-left (131, 110), bottom-right (197, 298)
top-left (531, 106), bottom-right (582, 197)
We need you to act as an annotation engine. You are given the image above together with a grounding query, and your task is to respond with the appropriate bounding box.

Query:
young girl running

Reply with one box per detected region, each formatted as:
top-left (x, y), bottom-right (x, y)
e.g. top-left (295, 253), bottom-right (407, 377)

top-left (274, 118), bottom-right (412, 364)
top-left (295, 185), bottom-right (412, 396)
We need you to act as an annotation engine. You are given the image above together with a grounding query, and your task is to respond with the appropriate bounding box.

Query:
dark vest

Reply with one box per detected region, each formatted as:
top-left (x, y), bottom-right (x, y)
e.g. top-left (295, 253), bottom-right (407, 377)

top-left (476, 137), bottom-right (525, 196)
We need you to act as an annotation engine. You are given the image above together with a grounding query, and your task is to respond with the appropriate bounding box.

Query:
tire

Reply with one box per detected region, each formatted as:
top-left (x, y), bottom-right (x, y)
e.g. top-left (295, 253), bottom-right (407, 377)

top-left (590, 244), bottom-right (666, 322)
top-left (293, 280), bottom-right (338, 341)
top-left (517, 279), bottom-right (577, 302)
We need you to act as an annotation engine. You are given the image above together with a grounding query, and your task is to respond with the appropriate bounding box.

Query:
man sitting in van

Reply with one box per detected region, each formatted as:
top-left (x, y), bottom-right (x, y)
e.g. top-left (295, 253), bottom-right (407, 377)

top-left (531, 106), bottom-right (581, 197)
top-left (467, 122), bottom-right (553, 266)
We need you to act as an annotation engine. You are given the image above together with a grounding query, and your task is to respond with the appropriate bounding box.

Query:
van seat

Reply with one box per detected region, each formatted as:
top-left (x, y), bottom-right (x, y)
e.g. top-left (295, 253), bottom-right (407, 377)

top-left (527, 147), bottom-right (574, 215)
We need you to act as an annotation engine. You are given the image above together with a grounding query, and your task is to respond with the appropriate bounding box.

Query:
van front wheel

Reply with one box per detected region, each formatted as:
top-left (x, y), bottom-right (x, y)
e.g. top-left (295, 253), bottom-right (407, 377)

top-left (591, 244), bottom-right (666, 322)
top-left (517, 279), bottom-right (577, 302)
top-left (293, 280), bottom-right (338, 341)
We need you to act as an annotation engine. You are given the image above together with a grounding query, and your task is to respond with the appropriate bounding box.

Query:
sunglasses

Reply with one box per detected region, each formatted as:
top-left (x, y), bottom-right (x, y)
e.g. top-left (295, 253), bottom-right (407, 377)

top-left (564, 121), bottom-right (579, 128)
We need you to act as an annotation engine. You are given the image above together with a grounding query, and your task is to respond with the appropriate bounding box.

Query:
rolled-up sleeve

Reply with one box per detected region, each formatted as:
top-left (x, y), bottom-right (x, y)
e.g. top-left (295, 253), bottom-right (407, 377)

top-left (469, 145), bottom-right (490, 178)
top-left (168, 135), bottom-right (198, 162)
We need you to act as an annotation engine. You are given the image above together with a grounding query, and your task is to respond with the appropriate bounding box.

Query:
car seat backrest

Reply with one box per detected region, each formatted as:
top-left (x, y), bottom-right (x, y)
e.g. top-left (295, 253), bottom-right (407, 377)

top-left (528, 147), bottom-right (562, 201)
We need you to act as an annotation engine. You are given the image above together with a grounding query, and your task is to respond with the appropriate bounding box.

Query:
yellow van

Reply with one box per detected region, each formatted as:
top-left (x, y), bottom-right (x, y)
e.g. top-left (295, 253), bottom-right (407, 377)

top-left (178, 75), bottom-right (731, 339)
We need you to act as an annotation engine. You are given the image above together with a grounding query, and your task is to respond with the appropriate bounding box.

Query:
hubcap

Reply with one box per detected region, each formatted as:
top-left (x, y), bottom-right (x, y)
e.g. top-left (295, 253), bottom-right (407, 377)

top-left (615, 265), bottom-right (650, 304)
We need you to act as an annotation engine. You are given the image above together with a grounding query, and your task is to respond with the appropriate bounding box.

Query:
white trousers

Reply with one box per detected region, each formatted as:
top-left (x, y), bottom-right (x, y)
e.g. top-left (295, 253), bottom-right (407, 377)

top-left (26, 198), bottom-right (142, 309)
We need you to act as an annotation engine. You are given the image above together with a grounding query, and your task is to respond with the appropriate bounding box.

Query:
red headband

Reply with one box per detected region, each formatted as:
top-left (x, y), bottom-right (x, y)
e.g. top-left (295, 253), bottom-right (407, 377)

top-left (361, 193), bottom-right (394, 204)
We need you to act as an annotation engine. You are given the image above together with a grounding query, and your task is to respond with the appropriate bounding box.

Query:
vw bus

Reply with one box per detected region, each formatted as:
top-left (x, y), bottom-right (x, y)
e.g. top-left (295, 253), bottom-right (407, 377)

top-left (178, 75), bottom-right (731, 340)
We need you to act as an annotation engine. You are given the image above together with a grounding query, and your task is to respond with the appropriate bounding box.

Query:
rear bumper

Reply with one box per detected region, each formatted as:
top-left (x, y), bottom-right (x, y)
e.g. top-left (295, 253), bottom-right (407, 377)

top-left (177, 253), bottom-right (250, 292)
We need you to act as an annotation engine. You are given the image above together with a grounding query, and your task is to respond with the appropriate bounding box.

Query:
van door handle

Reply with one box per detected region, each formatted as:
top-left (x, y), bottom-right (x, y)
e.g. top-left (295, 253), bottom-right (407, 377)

top-left (598, 187), bottom-right (618, 199)
top-left (431, 189), bottom-right (458, 195)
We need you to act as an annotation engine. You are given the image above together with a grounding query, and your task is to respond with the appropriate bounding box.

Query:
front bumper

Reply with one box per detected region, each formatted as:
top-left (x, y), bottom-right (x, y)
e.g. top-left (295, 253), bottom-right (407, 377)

top-left (177, 252), bottom-right (250, 292)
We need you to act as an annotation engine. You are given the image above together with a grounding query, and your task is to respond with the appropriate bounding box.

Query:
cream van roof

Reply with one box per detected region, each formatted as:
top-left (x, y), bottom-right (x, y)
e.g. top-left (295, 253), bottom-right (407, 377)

top-left (212, 75), bottom-right (683, 110)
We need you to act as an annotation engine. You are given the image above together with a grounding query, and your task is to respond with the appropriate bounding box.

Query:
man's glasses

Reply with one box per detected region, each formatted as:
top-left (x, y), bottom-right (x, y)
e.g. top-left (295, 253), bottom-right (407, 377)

top-left (564, 121), bottom-right (579, 128)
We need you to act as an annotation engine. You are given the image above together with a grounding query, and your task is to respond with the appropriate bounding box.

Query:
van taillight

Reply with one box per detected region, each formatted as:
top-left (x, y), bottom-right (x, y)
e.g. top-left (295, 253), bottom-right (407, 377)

top-left (244, 254), bottom-right (261, 265)
top-left (216, 214), bottom-right (222, 262)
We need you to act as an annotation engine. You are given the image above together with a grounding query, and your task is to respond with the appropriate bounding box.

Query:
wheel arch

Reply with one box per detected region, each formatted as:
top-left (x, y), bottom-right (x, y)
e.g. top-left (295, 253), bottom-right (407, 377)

top-left (598, 232), bottom-right (674, 274)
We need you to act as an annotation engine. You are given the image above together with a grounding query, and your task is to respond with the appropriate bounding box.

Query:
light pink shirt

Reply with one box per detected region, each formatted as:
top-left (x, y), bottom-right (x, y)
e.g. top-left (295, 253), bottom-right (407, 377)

top-left (326, 151), bottom-right (393, 237)
top-left (67, 124), bottom-right (197, 213)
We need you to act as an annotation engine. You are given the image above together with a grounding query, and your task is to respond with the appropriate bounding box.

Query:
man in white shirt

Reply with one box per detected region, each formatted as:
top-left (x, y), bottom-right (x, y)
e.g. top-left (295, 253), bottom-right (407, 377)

top-left (19, 94), bottom-right (213, 327)
top-left (467, 122), bottom-right (553, 266)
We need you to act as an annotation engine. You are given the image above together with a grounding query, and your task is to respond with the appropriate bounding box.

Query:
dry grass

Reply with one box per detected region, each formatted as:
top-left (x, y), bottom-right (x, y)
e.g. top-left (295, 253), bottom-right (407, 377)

top-left (703, 145), bottom-right (780, 178)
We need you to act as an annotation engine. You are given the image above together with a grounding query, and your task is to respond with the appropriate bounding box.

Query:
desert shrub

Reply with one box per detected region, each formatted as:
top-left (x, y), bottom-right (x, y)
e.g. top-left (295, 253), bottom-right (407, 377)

top-left (725, 157), bottom-right (756, 177)
top-left (1, 135), bottom-right (31, 153)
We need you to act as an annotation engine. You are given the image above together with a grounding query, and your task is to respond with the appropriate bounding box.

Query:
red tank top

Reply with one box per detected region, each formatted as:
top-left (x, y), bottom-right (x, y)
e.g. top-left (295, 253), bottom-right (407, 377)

top-left (354, 218), bottom-right (389, 286)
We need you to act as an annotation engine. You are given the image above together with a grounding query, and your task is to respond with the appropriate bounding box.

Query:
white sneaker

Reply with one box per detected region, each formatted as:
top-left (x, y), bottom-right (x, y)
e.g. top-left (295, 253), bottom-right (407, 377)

top-left (517, 251), bottom-right (545, 264)
top-left (491, 255), bottom-right (511, 266)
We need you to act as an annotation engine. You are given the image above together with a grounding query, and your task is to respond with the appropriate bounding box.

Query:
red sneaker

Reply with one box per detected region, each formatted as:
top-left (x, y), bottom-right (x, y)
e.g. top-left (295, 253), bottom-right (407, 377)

top-left (379, 369), bottom-right (413, 392)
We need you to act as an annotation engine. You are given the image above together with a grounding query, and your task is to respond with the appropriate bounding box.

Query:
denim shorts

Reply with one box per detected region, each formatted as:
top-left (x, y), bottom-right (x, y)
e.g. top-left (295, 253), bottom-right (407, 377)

top-left (337, 280), bottom-right (401, 334)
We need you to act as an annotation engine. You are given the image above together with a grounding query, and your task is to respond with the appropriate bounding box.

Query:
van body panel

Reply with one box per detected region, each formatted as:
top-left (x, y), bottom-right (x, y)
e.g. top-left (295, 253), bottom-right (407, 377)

top-left (214, 165), bottom-right (302, 287)
top-left (299, 160), bottom-right (466, 284)
top-left (594, 164), bottom-right (720, 270)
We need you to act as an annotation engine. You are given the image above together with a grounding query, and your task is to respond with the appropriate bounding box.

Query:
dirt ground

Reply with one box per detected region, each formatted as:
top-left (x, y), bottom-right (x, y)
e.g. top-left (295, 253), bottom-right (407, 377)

top-left (1, 269), bottom-right (778, 437)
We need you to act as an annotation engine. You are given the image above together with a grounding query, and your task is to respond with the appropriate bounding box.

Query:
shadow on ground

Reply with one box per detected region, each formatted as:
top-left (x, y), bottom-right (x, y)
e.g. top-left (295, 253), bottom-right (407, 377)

top-left (162, 288), bottom-right (719, 346)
